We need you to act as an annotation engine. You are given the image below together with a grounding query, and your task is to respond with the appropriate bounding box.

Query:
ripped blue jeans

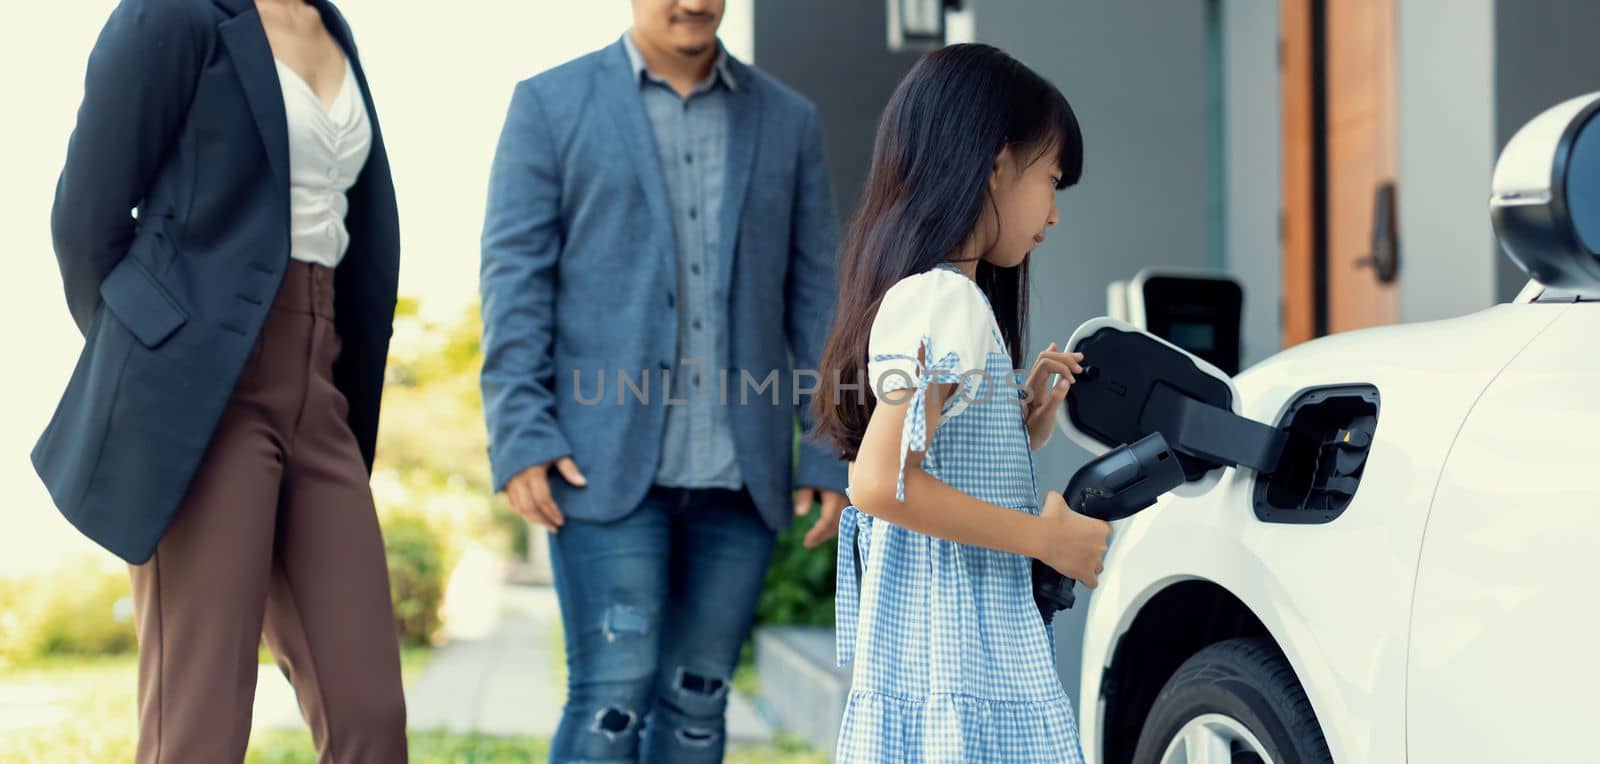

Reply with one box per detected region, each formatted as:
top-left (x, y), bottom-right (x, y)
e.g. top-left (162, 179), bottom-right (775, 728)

top-left (548, 485), bottom-right (776, 763)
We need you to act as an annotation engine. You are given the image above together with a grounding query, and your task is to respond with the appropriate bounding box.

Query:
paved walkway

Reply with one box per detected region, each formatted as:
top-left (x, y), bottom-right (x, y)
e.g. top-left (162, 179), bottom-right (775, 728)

top-left (251, 546), bottom-right (774, 744)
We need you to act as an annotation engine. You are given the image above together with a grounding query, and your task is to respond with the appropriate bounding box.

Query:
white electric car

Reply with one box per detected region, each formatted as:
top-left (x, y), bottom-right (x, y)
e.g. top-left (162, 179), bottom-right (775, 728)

top-left (1061, 95), bottom-right (1600, 763)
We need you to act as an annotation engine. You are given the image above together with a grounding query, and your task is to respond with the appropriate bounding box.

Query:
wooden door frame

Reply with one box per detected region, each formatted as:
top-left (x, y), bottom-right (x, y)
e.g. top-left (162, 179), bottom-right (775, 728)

top-left (1281, 0), bottom-right (1321, 347)
top-left (1281, 0), bottom-right (1400, 346)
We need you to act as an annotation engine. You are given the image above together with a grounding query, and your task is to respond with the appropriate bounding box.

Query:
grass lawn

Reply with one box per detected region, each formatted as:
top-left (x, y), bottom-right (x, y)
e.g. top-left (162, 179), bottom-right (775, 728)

top-left (248, 727), bottom-right (552, 763)
top-left (0, 648), bottom-right (826, 763)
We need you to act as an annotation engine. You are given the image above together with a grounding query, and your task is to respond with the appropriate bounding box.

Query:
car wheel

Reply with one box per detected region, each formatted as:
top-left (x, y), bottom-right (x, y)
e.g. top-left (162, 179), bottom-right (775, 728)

top-left (1131, 637), bottom-right (1333, 764)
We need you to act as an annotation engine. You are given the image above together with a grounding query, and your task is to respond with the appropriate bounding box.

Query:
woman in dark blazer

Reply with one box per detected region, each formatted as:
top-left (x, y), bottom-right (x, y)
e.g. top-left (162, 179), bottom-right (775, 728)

top-left (32, 0), bottom-right (406, 760)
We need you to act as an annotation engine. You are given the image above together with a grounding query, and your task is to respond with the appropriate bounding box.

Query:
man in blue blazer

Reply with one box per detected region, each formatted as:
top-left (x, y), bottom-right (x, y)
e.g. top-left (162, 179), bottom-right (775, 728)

top-left (479, 0), bottom-right (847, 759)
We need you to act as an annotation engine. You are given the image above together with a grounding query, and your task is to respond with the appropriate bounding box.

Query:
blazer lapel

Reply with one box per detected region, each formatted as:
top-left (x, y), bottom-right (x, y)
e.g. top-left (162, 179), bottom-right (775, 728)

top-left (597, 40), bottom-right (675, 257)
top-left (718, 64), bottom-right (761, 296)
top-left (218, 9), bottom-right (290, 189)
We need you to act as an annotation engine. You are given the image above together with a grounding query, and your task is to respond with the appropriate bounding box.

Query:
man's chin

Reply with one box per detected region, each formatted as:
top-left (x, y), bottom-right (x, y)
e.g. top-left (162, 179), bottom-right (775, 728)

top-left (674, 40), bottom-right (717, 58)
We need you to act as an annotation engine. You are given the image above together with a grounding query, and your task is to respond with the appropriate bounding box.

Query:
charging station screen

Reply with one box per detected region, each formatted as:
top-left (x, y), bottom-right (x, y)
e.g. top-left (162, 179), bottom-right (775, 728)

top-left (1140, 275), bottom-right (1243, 375)
top-left (1167, 321), bottom-right (1217, 353)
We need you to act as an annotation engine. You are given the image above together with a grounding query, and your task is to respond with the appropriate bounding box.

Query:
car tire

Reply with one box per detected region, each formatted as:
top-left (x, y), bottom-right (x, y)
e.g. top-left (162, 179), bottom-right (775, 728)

top-left (1131, 637), bottom-right (1333, 764)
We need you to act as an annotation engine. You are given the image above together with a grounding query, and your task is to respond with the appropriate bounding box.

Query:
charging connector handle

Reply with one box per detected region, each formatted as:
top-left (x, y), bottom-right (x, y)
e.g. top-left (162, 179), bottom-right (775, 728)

top-left (1141, 383), bottom-right (1290, 474)
top-left (1033, 432), bottom-right (1187, 622)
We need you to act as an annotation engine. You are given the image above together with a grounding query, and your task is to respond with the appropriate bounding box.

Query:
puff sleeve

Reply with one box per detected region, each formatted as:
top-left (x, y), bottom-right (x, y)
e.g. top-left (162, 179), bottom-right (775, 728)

top-left (866, 267), bottom-right (1002, 501)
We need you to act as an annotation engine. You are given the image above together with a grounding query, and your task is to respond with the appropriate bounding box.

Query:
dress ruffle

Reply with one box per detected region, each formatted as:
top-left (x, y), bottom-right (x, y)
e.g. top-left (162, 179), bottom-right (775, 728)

top-left (835, 690), bottom-right (1084, 763)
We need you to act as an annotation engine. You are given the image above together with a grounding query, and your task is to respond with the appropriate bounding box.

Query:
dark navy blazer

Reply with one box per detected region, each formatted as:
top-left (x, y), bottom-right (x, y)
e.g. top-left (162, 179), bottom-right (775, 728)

top-left (32, 0), bottom-right (400, 564)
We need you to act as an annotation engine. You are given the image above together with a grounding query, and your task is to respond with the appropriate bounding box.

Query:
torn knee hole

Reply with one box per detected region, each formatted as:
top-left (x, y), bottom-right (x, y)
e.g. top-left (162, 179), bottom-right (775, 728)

top-left (676, 669), bottom-right (729, 699)
top-left (677, 727), bottom-right (718, 746)
top-left (592, 707), bottom-right (638, 737)
top-left (601, 604), bottom-right (651, 643)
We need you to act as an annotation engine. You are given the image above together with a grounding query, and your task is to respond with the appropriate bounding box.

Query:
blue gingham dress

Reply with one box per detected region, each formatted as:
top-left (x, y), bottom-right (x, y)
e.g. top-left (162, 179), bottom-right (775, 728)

top-left (835, 264), bottom-right (1085, 763)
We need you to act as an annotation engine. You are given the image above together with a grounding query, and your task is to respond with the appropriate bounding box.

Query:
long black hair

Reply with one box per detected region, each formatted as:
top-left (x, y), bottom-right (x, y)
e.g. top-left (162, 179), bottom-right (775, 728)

top-left (813, 44), bottom-right (1083, 459)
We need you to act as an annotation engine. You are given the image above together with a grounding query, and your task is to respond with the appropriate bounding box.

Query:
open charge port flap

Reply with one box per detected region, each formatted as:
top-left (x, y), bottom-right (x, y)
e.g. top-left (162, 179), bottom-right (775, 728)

top-left (1064, 324), bottom-right (1378, 524)
top-left (1252, 385), bottom-right (1380, 523)
top-left (1067, 327), bottom-right (1291, 480)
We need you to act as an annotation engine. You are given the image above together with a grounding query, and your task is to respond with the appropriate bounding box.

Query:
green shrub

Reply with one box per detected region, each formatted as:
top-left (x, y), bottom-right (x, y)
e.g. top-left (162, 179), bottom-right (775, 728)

top-left (0, 516), bottom-right (455, 665)
top-left (753, 424), bottom-right (842, 628)
top-left (32, 567), bottom-right (136, 657)
top-left (0, 561), bottom-right (136, 664)
top-left (382, 512), bottom-right (450, 647)
top-left (480, 490), bottom-right (531, 560)
top-left (754, 514), bottom-right (837, 628)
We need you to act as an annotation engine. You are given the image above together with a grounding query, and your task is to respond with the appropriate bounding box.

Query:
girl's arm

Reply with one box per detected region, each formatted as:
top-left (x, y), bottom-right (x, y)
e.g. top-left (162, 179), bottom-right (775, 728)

top-left (849, 383), bottom-right (1112, 586)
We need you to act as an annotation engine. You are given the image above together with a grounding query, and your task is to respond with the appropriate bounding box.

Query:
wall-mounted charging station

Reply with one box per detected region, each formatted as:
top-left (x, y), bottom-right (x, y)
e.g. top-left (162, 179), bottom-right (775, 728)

top-left (1106, 268), bottom-right (1244, 376)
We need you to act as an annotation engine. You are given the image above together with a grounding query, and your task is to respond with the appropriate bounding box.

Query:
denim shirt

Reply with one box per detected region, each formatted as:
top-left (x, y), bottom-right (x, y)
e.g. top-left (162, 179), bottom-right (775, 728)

top-left (624, 33), bottom-right (743, 490)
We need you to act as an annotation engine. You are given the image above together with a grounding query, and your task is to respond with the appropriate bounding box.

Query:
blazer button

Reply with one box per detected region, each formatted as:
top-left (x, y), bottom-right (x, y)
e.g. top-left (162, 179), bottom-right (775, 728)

top-left (667, 292), bottom-right (676, 308)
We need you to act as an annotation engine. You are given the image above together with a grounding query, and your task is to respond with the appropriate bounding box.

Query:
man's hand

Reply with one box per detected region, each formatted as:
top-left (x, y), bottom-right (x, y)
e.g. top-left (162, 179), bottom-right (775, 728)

top-left (504, 457), bottom-right (588, 533)
top-left (795, 486), bottom-right (849, 549)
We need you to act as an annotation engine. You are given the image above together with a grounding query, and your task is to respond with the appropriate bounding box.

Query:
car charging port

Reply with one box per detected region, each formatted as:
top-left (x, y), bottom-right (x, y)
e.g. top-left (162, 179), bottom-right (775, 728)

top-left (1252, 385), bottom-right (1380, 523)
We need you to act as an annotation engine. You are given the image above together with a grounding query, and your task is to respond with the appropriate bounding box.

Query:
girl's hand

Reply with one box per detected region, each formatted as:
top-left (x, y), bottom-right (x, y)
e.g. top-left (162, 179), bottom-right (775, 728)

top-left (1023, 343), bottom-right (1084, 450)
top-left (1035, 490), bottom-right (1111, 587)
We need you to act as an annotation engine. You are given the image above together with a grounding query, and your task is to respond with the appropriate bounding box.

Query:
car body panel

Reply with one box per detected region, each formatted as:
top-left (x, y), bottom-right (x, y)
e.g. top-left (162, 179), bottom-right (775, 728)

top-left (1078, 303), bottom-right (1569, 764)
top-left (1407, 303), bottom-right (1600, 762)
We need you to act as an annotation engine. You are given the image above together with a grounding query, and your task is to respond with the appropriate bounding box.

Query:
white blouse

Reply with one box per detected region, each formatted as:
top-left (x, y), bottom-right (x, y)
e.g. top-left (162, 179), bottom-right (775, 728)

top-left (276, 58), bottom-right (372, 268)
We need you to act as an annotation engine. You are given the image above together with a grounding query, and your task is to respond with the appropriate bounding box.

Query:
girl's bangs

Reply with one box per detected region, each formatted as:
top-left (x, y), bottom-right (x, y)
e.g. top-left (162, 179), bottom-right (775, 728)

top-left (1046, 91), bottom-right (1084, 189)
top-left (1014, 90), bottom-right (1083, 190)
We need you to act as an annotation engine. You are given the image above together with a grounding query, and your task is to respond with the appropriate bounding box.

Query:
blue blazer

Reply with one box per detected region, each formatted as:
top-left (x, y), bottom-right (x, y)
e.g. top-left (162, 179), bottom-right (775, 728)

top-left (480, 39), bottom-right (846, 531)
top-left (32, 0), bottom-right (400, 564)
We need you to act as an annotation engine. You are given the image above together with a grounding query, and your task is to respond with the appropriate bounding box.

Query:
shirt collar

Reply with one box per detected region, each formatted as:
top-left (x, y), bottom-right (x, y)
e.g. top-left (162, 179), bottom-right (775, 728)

top-left (622, 31), bottom-right (740, 93)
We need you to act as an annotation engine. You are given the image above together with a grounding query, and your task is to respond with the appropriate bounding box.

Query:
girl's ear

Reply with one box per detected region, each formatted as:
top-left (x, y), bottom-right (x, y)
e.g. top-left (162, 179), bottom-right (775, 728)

top-left (990, 145), bottom-right (1013, 194)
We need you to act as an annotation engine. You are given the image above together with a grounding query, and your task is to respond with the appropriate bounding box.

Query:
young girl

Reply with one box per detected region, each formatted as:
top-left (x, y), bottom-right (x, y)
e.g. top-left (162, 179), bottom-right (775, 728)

top-left (814, 44), bottom-right (1112, 762)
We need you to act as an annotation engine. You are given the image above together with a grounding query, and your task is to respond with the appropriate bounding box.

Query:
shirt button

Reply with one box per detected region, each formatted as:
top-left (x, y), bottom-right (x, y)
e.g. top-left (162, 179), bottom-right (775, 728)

top-left (692, 318), bottom-right (702, 331)
top-left (667, 292), bottom-right (676, 308)
top-left (685, 153), bottom-right (693, 165)
top-left (690, 263), bottom-right (702, 275)
top-left (688, 207), bottom-right (698, 220)
top-left (327, 167), bottom-right (339, 181)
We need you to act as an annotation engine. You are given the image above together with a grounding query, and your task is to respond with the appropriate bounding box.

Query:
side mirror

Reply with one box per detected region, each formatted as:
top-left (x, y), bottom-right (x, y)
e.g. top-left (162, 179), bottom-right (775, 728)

top-left (1491, 92), bottom-right (1600, 289)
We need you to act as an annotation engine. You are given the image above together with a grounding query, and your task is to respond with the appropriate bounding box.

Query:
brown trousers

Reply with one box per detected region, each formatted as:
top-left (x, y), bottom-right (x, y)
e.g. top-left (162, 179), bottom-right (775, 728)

top-left (128, 261), bottom-right (407, 763)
